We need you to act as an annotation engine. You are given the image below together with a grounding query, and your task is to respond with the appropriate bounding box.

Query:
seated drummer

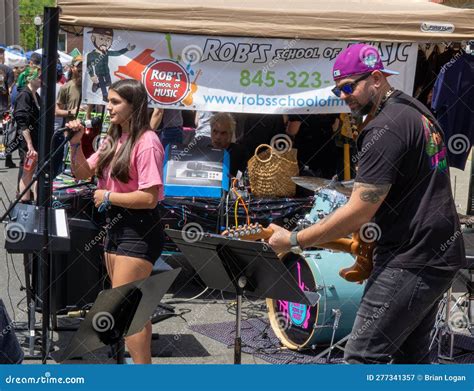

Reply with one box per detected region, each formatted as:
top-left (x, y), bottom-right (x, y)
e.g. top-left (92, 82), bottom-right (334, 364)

top-left (198, 112), bottom-right (249, 177)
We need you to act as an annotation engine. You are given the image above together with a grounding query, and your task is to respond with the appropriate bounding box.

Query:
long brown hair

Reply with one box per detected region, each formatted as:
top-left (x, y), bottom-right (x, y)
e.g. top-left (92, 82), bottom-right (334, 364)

top-left (96, 79), bottom-right (150, 183)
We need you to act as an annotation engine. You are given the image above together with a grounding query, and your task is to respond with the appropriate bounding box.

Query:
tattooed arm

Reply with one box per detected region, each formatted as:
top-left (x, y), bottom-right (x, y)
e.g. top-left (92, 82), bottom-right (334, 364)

top-left (354, 182), bottom-right (391, 204)
top-left (269, 182), bottom-right (391, 253)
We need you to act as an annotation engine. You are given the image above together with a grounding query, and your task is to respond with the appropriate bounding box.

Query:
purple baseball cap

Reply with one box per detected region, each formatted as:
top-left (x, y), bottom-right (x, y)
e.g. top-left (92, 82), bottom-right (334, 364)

top-left (332, 43), bottom-right (399, 81)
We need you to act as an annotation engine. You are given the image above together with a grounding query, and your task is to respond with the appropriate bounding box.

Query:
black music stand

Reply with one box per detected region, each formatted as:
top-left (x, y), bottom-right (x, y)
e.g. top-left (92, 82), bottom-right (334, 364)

top-left (57, 268), bottom-right (180, 363)
top-left (166, 229), bottom-right (320, 364)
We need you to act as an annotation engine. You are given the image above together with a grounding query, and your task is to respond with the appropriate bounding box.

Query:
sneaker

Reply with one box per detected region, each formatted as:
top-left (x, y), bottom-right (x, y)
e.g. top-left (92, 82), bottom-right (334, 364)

top-left (5, 157), bottom-right (17, 168)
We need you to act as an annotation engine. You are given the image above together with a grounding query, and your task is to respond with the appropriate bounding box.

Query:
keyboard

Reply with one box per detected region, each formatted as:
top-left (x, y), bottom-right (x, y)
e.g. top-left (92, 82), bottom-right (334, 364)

top-left (4, 203), bottom-right (70, 254)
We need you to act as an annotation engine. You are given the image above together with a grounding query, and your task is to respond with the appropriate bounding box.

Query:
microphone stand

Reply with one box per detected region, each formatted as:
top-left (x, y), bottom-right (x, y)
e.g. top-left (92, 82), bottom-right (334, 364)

top-left (0, 132), bottom-right (73, 222)
top-left (1, 131), bottom-right (74, 363)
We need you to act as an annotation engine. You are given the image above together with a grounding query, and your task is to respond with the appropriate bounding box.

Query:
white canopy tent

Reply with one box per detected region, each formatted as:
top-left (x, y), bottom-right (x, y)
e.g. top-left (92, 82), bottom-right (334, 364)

top-left (4, 49), bottom-right (27, 67)
top-left (34, 48), bottom-right (73, 66)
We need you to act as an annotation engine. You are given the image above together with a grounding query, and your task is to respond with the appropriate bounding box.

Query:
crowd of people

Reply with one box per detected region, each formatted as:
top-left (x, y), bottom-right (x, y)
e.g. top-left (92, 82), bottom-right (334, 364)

top-left (1, 45), bottom-right (346, 203)
top-left (0, 41), bottom-right (466, 366)
top-left (0, 49), bottom-right (80, 200)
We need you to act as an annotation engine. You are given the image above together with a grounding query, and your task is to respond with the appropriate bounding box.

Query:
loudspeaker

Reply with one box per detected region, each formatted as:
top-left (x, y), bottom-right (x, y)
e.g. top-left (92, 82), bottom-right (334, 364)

top-left (33, 218), bottom-right (106, 315)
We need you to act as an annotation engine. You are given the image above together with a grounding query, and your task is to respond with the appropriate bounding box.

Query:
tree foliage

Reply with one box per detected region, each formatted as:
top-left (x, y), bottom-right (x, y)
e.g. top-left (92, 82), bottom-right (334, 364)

top-left (19, 0), bottom-right (55, 51)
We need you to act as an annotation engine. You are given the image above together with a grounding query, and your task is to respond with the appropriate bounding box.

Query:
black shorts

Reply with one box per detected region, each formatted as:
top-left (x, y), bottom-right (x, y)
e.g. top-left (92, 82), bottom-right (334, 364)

top-left (104, 206), bottom-right (164, 264)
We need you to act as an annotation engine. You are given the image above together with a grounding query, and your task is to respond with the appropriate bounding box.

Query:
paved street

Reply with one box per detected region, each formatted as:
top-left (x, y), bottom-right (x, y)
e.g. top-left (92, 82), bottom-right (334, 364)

top-left (0, 151), bottom-right (472, 364)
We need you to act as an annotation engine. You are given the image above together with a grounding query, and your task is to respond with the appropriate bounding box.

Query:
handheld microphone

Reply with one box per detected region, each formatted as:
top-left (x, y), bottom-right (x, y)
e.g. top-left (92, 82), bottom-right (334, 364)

top-left (56, 117), bottom-right (102, 140)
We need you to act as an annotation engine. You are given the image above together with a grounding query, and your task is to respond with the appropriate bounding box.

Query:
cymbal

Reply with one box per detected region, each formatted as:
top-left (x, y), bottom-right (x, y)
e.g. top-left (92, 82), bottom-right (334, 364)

top-left (291, 176), bottom-right (353, 197)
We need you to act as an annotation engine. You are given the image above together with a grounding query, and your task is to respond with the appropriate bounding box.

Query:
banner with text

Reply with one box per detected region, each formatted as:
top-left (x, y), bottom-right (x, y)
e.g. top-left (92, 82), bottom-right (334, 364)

top-left (82, 28), bottom-right (417, 114)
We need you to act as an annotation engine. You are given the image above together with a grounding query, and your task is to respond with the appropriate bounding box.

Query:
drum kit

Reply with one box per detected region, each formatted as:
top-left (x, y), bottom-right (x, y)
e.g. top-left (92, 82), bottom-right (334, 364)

top-left (222, 175), bottom-right (474, 360)
top-left (221, 176), bottom-right (363, 353)
top-left (223, 176), bottom-right (364, 353)
top-left (263, 176), bottom-right (364, 353)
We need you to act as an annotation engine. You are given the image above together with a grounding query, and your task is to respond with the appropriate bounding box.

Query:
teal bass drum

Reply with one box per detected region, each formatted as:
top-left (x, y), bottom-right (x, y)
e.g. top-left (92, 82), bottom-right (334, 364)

top-left (267, 187), bottom-right (364, 350)
top-left (267, 250), bottom-right (364, 350)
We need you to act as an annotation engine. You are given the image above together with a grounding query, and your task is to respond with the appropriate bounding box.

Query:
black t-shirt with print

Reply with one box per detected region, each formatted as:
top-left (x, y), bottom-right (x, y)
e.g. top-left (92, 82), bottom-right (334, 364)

top-left (355, 90), bottom-right (465, 271)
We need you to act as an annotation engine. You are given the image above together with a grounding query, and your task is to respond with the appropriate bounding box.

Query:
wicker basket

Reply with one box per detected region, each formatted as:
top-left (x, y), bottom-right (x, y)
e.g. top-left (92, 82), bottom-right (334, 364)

top-left (247, 144), bottom-right (299, 198)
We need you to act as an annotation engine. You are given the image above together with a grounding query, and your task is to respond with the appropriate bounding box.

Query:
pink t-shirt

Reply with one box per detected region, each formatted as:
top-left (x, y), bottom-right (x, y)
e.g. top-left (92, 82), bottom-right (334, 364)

top-left (87, 130), bottom-right (164, 201)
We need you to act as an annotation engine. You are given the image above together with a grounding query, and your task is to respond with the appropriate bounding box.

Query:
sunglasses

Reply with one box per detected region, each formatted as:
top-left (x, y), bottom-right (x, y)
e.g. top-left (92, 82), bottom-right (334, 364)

top-left (332, 73), bottom-right (372, 98)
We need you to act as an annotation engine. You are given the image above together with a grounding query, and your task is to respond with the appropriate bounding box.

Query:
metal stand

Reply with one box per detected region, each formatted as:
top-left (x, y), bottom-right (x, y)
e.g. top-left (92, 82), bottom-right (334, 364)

top-left (112, 339), bottom-right (126, 364)
top-left (234, 287), bottom-right (244, 364)
top-left (2, 129), bottom-right (72, 361)
top-left (217, 245), bottom-right (248, 364)
top-left (23, 254), bottom-right (39, 358)
top-left (59, 269), bottom-right (180, 363)
top-left (313, 309), bottom-right (347, 362)
top-left (430, 287), bottom-right (471, 361)
top-left (166, 229), bottom-right (320, 365)
top-left (1, 6), bottom-right (61, 364)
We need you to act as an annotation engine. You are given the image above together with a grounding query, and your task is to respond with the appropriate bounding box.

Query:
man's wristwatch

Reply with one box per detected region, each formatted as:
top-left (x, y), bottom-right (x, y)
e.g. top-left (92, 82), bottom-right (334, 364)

top-left (290, 231), bottom-right (304, 254)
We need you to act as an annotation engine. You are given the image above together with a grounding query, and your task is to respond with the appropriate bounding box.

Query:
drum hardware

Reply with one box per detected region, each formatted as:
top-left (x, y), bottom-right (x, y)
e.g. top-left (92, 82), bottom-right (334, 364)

top-left (313, 309), bottom-right (353, 363)
top-left (314, 334), bottom-right (351, 362)
top-left (296, 218), bottom-right (312, 230)
top-left (433, 288), bottom-right (455, 360)
top-left (430, 286), bottom-right (472, 361)
top-left (327, 309), bottom-right (342, 362)
top-left (238, 276), bottom-right (247, 288)
top-left (291, 176), bottom-right (354, 198)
